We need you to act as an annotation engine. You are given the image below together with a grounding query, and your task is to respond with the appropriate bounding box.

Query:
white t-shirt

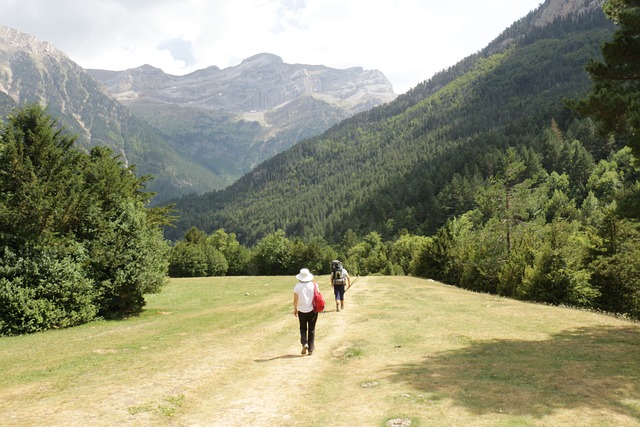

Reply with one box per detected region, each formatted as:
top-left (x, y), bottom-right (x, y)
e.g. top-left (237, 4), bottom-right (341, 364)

top-left (294, 281), bottom-right (315, 313)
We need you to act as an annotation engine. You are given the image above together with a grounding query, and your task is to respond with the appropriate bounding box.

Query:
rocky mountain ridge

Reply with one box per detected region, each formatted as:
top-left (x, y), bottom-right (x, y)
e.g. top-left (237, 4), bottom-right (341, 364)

top-left (90, 53), bottom-right (396, 114)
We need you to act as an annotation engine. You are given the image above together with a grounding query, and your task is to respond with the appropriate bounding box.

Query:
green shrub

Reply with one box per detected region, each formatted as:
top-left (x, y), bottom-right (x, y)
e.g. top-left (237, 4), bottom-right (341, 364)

top-left (0, 246), bottom-right (98, 335)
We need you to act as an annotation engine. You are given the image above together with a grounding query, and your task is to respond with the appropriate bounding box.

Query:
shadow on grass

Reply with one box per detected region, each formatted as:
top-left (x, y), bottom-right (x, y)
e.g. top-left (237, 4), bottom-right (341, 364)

top-left (384, 326), bottom-right (640, 419)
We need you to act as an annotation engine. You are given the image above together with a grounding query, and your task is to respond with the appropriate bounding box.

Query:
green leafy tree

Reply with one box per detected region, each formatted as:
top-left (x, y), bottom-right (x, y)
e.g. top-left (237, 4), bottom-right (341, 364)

top-left (168, 227), bottom-right (232, 277)
top-left (0, 245), bottom-right (97, 335)
top-left (184, 226), bottom-right (208, 244)
top-left (346, 231), bottom-right (389, 275)
top-left (580, 191), bottom-right (606, 226)
top-left (391, 233), bottom-right (430, 276)
top-left (206, 229), bottom-right (250, 275)
top-left (222, 239), bottom-right (251, 276)
top-left (168, 242), bottom-right (208, 277)
top-left (586, 149), bottom-right (633, 204)
top-left (251, 230), bottom-right (294, 275)
top-left (76, 146), bottom-right (169, 318)
top-left (290, 237), bottom-right (337, 275)
top-left (337, 229), bottom-right (359, 261)
top-left (497, 228), bottom-right (539, 298)
top-left (476, 147), bottom-right (541, 255)
top-left (542, 120), bottom-right (567, 173)
top-left (413, 220), bottom-right (456, 281)
top-left (203, 244), bottom-right (228, 276)
top-left (0, 104), bottom-right (85, 248)
top-left (518, 220), bottom-right (597, 307)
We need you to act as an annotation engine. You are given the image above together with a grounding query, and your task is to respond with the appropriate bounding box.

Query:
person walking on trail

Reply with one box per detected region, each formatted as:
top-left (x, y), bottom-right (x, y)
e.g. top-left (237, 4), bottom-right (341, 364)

top-left (293, 268), bottom-right (318, 355)
top-left (330, 260), bottom-right (351, 312)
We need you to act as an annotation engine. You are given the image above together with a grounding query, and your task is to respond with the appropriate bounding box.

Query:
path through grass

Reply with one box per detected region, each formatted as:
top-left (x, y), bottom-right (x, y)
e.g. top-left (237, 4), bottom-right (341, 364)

top-left (1, 276), bottom-right (639, 426)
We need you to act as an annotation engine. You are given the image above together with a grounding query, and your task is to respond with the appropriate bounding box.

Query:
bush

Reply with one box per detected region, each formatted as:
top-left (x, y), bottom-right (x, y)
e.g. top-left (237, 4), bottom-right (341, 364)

top-left (0, 246), bottom-right (98, 335)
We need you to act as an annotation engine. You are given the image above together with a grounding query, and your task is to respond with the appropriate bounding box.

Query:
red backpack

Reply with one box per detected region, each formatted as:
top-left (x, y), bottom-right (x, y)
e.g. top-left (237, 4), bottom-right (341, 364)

top-left (313, 282), bottom-right (325, 313)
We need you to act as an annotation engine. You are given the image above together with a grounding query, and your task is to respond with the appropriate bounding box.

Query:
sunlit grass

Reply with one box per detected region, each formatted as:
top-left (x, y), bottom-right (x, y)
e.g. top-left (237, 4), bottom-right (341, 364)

top-left (1, 275), bottom-right (639, 426)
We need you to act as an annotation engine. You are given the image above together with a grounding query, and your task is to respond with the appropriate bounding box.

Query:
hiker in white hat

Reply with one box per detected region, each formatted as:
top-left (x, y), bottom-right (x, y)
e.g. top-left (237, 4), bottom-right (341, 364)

top-left (293, 268), bottom-right (318, 355)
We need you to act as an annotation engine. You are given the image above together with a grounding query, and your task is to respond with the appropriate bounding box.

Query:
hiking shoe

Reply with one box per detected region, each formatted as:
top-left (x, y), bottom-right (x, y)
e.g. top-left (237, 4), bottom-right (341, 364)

top-left (308, 348), bottom-right (314, 355)
top-left (336, 304), bottom-right (340, 312)
top-left (301, 344), bottom-right (308, 355)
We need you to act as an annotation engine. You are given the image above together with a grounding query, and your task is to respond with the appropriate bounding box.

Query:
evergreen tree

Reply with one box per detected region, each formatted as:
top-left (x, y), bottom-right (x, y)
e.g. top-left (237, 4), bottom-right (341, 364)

top-left (0, 105), bottom-right (170, 333)
top-left (590, 216), bottom-right (640, 316)
top-left (570, 0), bottom-right (640, 155)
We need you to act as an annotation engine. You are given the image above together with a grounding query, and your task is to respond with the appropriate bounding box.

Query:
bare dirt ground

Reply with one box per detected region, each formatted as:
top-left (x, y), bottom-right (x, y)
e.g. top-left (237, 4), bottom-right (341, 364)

top-left (173, 284), bottom-right (358, 427)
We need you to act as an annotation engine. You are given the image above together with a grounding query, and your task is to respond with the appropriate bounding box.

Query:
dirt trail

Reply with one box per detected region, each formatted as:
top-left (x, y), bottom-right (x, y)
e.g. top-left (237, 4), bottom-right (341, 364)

top-left (2, 280), bottom-right (364, 426)
top-left (167, 279), bottom-right (363, 426)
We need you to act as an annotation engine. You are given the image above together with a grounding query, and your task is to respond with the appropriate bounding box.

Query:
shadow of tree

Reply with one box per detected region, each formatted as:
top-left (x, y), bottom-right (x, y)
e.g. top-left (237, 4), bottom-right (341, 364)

top-left (384, 326), bottom-right (640, 419)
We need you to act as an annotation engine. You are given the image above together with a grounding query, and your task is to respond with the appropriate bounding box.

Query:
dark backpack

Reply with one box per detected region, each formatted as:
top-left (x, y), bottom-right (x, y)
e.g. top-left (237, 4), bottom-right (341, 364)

top-left (332, 260), bottom-right (346, 286)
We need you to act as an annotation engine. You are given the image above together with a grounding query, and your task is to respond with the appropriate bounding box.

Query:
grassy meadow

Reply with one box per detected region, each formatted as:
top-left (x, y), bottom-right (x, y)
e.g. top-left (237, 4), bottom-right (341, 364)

top-left (1, 276), bottom-right (639, 426)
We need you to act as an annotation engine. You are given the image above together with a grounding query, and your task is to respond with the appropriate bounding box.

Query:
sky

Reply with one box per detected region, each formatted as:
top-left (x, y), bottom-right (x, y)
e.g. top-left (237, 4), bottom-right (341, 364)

top-left (1, 0), bottom-right (543, 94)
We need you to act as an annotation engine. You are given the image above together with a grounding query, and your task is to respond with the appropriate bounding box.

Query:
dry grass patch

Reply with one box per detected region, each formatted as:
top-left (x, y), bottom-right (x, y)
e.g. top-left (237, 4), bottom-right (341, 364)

top-left (1, 275), bottom-right (639, 426)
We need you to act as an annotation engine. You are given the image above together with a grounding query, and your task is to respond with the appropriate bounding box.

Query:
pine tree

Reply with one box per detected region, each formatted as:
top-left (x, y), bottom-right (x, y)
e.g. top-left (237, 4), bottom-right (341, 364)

top-left (570, 0), bottom-right (640, 155)
top-left (0, 105), bottom-right (170, 334)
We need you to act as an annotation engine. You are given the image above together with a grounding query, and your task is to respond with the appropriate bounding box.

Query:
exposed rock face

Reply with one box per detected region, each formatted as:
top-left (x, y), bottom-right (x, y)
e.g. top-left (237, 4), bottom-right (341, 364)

top-left (0, 25), bottom-right (106, 141)
top-left (91, 53), bottom-right (396, 115)
top-left (533, 0), bottom-right (606, 27)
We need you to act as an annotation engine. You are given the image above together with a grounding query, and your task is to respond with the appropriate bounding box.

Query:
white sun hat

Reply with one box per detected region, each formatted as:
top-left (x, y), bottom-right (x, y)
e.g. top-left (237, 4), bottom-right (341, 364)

top-left (296, 268), bottom-right (314, 282)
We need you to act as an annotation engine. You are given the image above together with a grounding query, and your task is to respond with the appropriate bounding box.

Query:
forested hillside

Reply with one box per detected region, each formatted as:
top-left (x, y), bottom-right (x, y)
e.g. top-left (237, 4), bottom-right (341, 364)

top-left (168, 5), bottom-right (616, 244)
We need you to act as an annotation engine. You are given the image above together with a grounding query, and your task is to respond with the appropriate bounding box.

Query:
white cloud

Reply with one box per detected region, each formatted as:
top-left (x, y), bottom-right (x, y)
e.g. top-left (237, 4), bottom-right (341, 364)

top-left (0, 0), bottom-right (543, 93)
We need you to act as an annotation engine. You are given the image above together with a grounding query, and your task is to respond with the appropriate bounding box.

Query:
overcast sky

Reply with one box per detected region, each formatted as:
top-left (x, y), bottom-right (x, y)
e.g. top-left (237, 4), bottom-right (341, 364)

top-left (1, 0), bottom-right (543, 94)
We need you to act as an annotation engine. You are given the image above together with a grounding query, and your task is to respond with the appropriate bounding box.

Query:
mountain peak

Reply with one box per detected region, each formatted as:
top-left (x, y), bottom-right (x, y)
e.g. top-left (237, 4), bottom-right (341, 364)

top-left (90, 53), bottom-right (396, 112)
top-left (136, 64), bottom-right (166, 73)
top-left (0, 25), bottom-right (67, 61)
top-left (240, 53), bottom-right (284, 65)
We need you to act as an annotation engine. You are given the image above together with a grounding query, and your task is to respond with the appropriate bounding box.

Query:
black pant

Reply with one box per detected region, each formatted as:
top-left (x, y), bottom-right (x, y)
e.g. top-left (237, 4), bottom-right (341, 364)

top-left (298, 310), bottom-right (318, 350)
